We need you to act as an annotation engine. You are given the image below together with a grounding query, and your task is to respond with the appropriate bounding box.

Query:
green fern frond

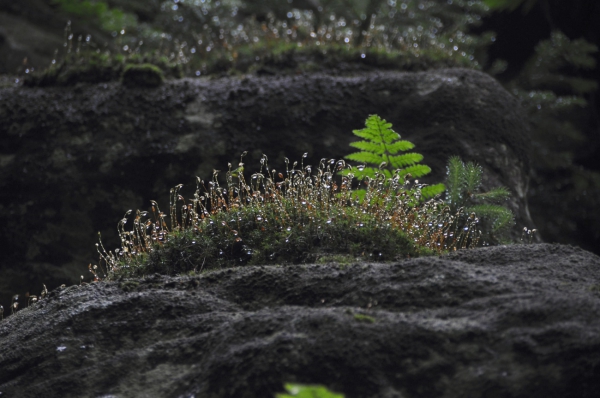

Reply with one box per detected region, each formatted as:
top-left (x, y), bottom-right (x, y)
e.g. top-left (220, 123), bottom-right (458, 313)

top-left (349, 141), bottom-right (387, 155)
top-left (352, 117), bottom-right (396, 143)
top-left (389, 153), bottom-right (424, 168)
top-left (385, 140), bottom-right (415, 154)
top-left (344, 115), bottom-right (433, 185)
top-left (345, 151), bottom-right (384, 165)
top-left (349, 167), bottom-right (396, 182)
top-left (365, 116), bottom-right (397, 143)
top-left (421, 183), bottom-right (446, 200)
top-left (399, 164), bottom-right (432, 179)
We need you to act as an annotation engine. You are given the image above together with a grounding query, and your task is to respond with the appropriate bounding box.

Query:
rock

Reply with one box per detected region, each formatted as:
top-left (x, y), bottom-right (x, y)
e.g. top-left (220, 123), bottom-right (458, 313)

top-left (0, 69), bottom-right (533, 315)
top-left (1, 244), bottom-right (599, 397)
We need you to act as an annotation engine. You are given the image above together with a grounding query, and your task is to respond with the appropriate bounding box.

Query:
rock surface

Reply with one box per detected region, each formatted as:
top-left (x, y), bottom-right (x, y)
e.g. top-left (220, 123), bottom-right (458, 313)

top-left (0, 68), bottom-right (534, 312)
top-left (1, 243), bottom-right (599, 397)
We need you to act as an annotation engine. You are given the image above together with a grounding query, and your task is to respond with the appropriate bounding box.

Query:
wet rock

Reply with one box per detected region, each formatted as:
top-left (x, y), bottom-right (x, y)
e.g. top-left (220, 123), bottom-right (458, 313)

top-left (1, 244), bottom-right (599, 397)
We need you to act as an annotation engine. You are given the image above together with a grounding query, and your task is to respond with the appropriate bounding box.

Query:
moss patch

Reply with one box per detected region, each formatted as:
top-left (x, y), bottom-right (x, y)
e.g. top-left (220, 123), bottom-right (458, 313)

top-left (121, 63), bottom-right (164, 88)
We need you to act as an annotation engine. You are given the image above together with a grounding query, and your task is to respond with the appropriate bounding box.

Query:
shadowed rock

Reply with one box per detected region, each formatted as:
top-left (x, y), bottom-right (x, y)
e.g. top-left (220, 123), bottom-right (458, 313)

top-left (1, 244), bottom-right (599, 397)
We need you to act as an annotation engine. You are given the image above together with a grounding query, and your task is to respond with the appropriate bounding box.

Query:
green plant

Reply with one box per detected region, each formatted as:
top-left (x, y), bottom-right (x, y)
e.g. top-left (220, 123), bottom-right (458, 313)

top-left (276, 383), bottom-right (344, 398)
top-left (24, 48), bottom-right (181, 87)
top-left (341, 115), bottom-right (446, 201)
top-left (445, 156), bottom-right (514, 243)
top-left (95, 116), bottom-right (485, 280)
top-left (24, 0), bottom-right (493, 83)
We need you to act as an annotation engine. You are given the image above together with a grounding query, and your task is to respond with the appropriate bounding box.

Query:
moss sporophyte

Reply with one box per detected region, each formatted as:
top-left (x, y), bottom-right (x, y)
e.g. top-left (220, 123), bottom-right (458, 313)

top-left (94, 115), bottom-right (515, 280)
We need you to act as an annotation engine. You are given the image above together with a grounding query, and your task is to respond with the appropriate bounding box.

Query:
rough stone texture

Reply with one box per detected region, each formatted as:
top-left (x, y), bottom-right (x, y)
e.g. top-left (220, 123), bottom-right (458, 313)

top-left (0, 69), bottom-right (534, 312)
top-left (1, 244), bottom-right (599, 397)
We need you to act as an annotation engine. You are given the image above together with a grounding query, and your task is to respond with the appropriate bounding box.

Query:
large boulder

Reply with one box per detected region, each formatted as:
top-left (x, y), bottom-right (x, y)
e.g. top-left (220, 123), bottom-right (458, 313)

top-left (1, 244), bottom-right (599, 397)
top-left (0, 69), bottom-right (534, 314)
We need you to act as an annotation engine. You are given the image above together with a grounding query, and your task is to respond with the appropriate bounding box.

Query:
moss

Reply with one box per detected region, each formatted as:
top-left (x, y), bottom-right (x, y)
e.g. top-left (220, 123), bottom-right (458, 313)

top-left (23, 38), bottom-right (468, 88)
top-left (121, 63), bottom-right (164, 88)
top-left (23, 51), bottom-right (180, 87)
top-left (113, 199), bottom-right (426, 278)
top-left (191, 42), bottom-right (470, 77)
top-left (24, 52), bottom-right (122, 87)
top-left (353, 313), bottom-right (376, 323)
top-left (95, 119), bottom-right (487, 280)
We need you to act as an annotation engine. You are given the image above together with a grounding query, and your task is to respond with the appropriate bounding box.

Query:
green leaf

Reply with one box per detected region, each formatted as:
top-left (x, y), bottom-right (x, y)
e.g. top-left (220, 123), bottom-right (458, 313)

top-left (275, 383), bottom-right (345, 398)
top-left (345, 151), bottom-right (383, 165)
top-left (385, 140), bottom-right (415, 154)
top-left (343, 115), bottom-right (437, 205)
top-left (421, 183), bottom-right (446, 200)
top-left (352, 127), bottom-right (381, 141)
top-left (399, 164), bottom-right (431, 178)
top-left (389, 152), bottom-right (424, 168)
top-left (349, 140), bottom-right (386, 155)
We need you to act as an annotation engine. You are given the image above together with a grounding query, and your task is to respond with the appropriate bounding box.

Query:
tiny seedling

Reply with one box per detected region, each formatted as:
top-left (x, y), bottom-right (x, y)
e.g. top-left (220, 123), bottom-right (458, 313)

top-left (275, 383), bottom-right (345, 398)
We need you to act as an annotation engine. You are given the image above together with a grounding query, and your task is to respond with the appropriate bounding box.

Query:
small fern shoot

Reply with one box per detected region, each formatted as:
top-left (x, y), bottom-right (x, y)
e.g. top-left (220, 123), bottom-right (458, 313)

top-left (343, 115), bottom-right (445, 199)
top-left (445, 156), bottom-right (514, 242)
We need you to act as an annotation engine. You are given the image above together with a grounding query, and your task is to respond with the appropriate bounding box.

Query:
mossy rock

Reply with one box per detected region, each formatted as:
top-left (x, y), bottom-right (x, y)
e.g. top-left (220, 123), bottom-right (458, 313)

top-left (121, 63), bottom-right (164, 88)
top-left (23, 52), bottom-right (122, 87)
